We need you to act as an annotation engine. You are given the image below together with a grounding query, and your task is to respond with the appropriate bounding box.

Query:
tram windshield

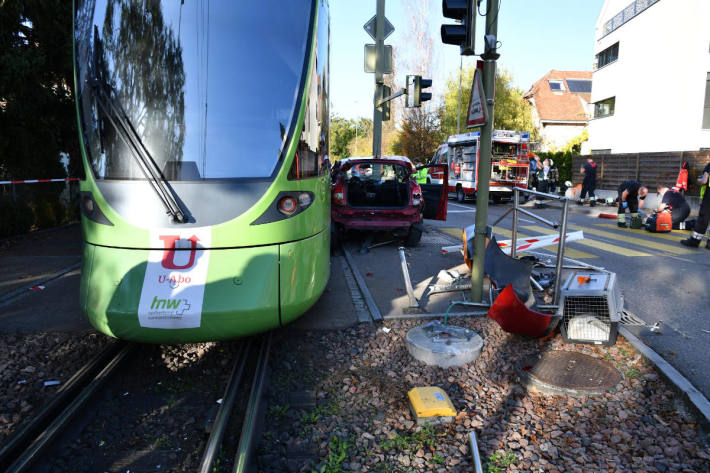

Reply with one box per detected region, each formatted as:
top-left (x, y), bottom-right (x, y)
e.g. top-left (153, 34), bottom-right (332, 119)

top-left (75, 0), bottom-right (313, 180)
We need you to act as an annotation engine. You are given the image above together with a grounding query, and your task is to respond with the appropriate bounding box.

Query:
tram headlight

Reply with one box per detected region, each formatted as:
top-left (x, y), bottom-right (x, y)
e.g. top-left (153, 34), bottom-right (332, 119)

top-left (298, 192), bottom-right (312, 207)
top-left (251, 191), bottom-right (315, 225)
top-left (278, 196), bottom-right (298, 215)
top-left (79, 191), bottom-right (113, 226)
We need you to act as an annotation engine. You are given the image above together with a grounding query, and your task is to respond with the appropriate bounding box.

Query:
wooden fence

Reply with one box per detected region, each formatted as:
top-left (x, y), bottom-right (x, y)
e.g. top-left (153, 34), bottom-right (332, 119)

top-left (572, 151), bottom-right (710, 196)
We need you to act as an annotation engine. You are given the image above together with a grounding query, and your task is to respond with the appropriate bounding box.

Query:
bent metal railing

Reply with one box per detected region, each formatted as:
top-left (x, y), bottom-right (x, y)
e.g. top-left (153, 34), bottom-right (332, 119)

top-left (492, 187), bottom-right (569, 305)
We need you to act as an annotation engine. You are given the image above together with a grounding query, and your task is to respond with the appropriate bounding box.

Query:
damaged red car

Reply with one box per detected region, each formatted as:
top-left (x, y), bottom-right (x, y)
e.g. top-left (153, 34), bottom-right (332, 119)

top-left (331, 156), bottom-right (448, 246)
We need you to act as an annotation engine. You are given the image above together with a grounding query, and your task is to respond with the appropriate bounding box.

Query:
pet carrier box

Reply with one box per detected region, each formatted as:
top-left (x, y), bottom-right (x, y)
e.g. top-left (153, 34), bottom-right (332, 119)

top-left (557, 271), bottom-right (623, 346)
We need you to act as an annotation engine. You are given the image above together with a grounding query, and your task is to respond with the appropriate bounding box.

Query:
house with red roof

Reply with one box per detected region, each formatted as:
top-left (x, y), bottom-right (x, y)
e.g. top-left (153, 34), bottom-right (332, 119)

top-left (523, 70), bottom-right (592, 152)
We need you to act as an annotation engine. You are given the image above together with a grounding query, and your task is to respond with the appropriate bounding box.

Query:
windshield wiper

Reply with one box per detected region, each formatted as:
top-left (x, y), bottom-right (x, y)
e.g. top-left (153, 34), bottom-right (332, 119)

top-left (90, 78), bottom-right (188, 223)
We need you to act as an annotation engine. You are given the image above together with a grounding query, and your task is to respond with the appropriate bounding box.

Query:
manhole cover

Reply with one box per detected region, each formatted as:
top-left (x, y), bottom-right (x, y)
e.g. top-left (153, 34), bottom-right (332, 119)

top-left (517, 351), bottom-right (622, 396)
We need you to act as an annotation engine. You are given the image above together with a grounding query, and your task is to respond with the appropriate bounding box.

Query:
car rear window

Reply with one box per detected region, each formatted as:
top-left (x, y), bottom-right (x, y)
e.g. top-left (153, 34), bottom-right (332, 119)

top-left (346, 163), bottom-right (408, 183)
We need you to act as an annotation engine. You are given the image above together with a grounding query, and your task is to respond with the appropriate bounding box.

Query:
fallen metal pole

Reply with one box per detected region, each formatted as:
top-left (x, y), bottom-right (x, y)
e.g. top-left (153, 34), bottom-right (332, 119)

top-left (469, 431), bottom-right (484, 473)
top-left (530, 276), bottom-right (544, 291)
top-left (554, 198), bottom-right (570, 305)
top-left (383, 311), bottom-right (487, 320)
top-left (398, 247), bottom-right (419, 308)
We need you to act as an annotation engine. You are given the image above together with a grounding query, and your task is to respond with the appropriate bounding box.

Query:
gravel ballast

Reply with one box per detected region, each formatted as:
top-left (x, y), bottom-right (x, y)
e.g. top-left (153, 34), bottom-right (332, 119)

top-left (258, 318), bottom-right (710, 473)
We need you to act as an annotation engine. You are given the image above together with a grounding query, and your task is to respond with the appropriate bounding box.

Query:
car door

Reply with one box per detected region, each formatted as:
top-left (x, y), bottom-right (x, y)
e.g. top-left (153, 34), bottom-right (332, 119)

top-left (418, 164), bottom-right (448, 220)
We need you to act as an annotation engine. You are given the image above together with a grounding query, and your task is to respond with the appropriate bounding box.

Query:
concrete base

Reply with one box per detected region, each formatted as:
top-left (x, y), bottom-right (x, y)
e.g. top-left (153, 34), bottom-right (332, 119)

top-left (406, 321), bottom-right (483, 368)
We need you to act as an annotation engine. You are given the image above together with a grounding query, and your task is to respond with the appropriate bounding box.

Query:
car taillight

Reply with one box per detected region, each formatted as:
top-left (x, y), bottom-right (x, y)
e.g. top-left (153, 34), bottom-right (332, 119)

top-left (333, 184), bottom-right (345, 205)
top-left (278, 196), bottom-right (297, 215)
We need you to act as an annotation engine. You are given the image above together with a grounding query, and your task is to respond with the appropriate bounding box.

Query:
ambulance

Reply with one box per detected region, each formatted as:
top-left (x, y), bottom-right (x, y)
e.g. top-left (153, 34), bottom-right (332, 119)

top-left (428, 130), bottom-right (532, 203)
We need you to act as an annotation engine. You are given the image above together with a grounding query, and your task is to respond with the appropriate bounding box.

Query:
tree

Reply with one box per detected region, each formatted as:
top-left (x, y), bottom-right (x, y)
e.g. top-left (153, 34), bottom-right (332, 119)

top-left (394, 108), bottom-right (443, 162)
top-left (0, 1), bottom-right (77, 183)
top-left (440, 65), bottom-right (537, 139)
top-left (329, 116), bottom-right (357, 160)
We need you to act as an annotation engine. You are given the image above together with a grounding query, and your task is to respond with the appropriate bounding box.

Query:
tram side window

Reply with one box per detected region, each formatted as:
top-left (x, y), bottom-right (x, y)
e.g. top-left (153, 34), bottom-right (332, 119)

top-left (288, 0), bottom-right (329, 181)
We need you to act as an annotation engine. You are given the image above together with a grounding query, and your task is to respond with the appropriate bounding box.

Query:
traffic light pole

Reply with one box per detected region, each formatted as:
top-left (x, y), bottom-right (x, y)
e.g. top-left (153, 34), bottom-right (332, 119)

top-left (372, 0), bottom-right (385, 157)
top-left (470, 0), bottom-right (499, 303)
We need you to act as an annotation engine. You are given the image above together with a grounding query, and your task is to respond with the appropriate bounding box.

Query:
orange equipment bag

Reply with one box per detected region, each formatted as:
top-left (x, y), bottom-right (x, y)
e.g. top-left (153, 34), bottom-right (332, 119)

top-left (645, 211), bottom-right (672, 233)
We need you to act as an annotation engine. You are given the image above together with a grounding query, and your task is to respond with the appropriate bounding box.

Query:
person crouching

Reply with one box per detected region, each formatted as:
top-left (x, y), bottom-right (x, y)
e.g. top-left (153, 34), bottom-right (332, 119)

top-left (656, 186), bottom-right (690, 229)
top-left (617, 180), bottom-right (648, 228)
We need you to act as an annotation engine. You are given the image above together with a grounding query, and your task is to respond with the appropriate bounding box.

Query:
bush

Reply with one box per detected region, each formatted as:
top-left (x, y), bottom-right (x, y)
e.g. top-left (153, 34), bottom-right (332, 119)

top-left (35, 200), bottom-right (57, 229)
top-left (0, 201), bottom-right (35, 238)
top-left (537, 150), bottom-right (573, 184)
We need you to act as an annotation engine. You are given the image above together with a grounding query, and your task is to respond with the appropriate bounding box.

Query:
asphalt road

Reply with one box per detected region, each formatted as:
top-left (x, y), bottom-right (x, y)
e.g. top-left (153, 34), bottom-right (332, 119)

top-left (427, 197), bottom-right (710, 399)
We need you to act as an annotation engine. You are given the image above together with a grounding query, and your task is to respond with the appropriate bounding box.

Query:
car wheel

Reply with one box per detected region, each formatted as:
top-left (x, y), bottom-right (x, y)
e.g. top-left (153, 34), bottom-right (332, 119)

top-left (456, 187), bottom-right (465, 203)
top-left (405, 226), bottom-right (422, 247)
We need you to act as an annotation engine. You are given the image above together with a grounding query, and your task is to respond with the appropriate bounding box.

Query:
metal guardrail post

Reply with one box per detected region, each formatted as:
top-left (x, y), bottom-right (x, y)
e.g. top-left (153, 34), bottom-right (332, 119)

top-left (553, 197), bottom-right (570, 305)
top-left (511, 187), bottom-right (519, 258)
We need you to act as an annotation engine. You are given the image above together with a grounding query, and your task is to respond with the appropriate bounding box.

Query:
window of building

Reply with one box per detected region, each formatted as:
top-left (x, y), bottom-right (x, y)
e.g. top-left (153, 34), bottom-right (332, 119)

top-left (593, 97), bottom-right (615, 118)
top-left (566, 79), bottom-right (592, 94)
top-left (703, 72), bottom-right (710, 129)
top-left (595, 42), bottom-right (619, 69)
top-left (548, 80), bottom-right (565, 92)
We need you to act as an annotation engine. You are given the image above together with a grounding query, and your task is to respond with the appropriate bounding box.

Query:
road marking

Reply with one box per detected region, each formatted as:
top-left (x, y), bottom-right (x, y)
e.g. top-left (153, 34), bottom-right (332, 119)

top-left (448, 202), bottom-right (473, 209)
top-left (594, 223), bottom-right (693, 243)
top-left (569, 224), bottom-right (693, 255)
top-left (441, 227), bottom-right (462, 239)
top-left (493, 227), bottom-right (596, 259)
top-left (521, 225), bottom-right (651, 257)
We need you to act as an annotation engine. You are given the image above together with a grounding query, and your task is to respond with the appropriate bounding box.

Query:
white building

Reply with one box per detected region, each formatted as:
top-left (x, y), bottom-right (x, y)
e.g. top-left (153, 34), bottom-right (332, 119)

top-left (586, 0), bottom-right (710, 154)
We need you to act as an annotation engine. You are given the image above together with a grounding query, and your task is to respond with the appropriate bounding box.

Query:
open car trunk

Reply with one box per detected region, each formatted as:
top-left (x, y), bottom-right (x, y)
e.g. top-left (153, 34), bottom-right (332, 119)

top-left (345, 162), bottom-right (410, 208)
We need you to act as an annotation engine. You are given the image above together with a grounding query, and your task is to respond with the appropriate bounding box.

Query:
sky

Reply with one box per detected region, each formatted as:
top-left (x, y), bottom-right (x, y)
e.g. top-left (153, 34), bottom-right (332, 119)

top-left (330, 0), bottom-right (605, 121)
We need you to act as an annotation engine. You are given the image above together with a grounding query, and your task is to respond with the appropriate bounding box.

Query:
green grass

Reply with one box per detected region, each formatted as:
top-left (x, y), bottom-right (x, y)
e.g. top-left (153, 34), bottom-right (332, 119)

top-left (380, 425), bottom-right (440, 452)
top-left (268, 404), bottom-right (290, 419)
top-left (300, 406), bottom-right (324, 425)
top-left (625, 367), bottom-right (642, 378)
top-left (312, 436), bottom-right (350, 473)
top-left (486, 450), bottom-right (517, 473)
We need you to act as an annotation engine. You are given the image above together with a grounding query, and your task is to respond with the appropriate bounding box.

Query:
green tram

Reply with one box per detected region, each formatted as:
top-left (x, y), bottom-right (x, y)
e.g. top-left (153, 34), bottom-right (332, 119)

top-left (73, 0), bottom-right (330, 343)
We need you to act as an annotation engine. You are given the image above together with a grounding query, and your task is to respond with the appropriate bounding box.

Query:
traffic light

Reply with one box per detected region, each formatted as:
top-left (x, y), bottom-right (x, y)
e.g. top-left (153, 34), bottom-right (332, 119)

top-left (441, 0), bottom-right (475, 56)
top-left (378, 85), bottom-right (391, 121)
top-left (405, 75), bottom-right (433, 108)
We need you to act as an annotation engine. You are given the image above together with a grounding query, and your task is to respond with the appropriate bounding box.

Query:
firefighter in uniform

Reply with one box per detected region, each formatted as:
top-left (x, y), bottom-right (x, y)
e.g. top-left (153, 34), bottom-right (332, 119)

top-left (617, 180), bottom-right (648, 228)
top-left (579, 157), bottom-right (597, 206)
top-left (680, 162), bottom-right (710, 248)
top-left (656, 186), bottom-right (690, 228)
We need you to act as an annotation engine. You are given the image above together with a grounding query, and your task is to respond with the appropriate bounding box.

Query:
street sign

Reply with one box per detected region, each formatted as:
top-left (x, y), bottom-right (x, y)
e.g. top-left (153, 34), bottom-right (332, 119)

top-left (363, 15), bottom-right (394, 40)
top-left (364, 44), bottom-right (392, 74)
top-left (466, 61), bottom-right (487, 128)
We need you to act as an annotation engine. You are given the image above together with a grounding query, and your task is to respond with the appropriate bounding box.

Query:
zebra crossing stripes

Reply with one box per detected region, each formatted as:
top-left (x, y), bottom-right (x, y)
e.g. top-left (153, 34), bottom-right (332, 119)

top-left (567, 224), bottom-right (694, 255)
top-left (521, 225), bottom-right (652, 257)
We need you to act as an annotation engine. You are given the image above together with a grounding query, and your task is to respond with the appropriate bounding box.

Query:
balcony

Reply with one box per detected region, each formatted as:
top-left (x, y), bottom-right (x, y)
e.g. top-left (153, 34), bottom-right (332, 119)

top-left (602, 0), bottom-right (660, 38)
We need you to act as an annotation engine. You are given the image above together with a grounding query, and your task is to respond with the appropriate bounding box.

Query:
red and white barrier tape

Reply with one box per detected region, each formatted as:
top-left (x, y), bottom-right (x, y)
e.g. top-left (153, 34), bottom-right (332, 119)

top-left (0, 178), bottom-right (79, 185)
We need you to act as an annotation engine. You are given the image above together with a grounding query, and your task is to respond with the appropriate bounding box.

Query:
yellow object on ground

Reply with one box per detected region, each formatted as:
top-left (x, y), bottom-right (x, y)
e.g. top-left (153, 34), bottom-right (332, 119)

top-left (408, 387), bottom-right (456, 425)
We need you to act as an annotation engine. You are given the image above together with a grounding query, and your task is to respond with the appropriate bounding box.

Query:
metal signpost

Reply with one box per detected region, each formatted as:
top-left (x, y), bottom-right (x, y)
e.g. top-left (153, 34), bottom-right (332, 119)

top-left (441, 0), bottom-right (500, 302)
top-left (364, 0), bottom-right (389, 157)
top-left (471, 0), bottom-right (500, 302)
top-left (364, 1), bottom-right (432, 155)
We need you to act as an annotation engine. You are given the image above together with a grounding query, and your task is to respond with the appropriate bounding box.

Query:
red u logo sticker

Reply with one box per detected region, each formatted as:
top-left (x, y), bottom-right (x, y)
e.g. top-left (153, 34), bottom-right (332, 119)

top-left (159, 235), bottom-right (200, 270)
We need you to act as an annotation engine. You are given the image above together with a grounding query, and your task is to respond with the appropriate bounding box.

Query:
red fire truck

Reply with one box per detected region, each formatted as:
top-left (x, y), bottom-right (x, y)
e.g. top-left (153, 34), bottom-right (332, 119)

top-left (428, 130), bottom-right (532, 203)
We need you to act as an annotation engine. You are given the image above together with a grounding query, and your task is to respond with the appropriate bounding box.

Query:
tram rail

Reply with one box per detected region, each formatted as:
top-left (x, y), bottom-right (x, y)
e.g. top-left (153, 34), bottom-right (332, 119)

top-left (1, 334), bottom-right (273, 473)
top-left (0, 342), bottom-right (134, 473)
